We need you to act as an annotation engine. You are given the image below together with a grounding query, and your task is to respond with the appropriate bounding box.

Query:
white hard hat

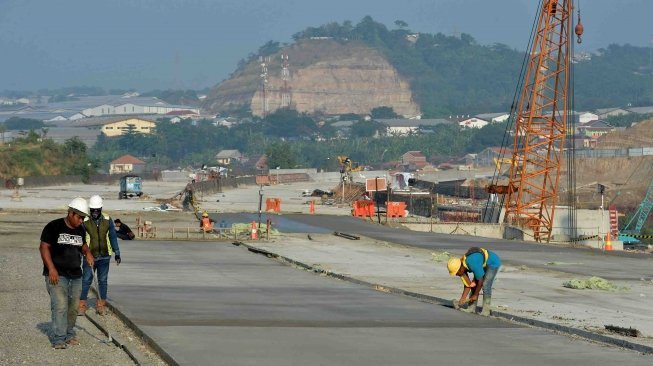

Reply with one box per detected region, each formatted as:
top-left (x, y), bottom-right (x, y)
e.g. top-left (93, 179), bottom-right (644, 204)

top-left (68, 197), bottom-right (90, 217)
top-left (89, 195), bottom-right (103, 209)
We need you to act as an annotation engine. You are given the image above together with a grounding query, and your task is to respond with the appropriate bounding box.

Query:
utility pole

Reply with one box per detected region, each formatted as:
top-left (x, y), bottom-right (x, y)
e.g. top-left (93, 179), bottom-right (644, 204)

top-left (598, 183), bottom-right (606, 250)
top-left (375, 176), bottom-right (381, 224)
top-left (258, 185), bottom-right (263, 230)
top-left (430, 194), bottom-right (434, 232)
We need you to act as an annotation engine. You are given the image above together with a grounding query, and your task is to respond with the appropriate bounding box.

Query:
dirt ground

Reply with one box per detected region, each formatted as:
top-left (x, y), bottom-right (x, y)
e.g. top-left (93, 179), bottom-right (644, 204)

top-left (0, 210), bottom-right (180, 365)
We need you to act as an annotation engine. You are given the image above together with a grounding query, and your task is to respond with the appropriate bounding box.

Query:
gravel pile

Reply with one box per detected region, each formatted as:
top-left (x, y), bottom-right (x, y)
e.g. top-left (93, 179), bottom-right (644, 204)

top-left (0, 212), bottom-right (167, 365)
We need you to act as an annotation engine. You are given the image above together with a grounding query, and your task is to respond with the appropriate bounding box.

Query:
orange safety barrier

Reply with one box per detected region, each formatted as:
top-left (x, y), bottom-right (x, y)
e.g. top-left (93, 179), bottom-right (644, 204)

top-left (265, 198), bottom-right (281, 212)
top-left (352, 200), bottom-right (375, 217)
top-left (386, 201), bottom-right (407, 218)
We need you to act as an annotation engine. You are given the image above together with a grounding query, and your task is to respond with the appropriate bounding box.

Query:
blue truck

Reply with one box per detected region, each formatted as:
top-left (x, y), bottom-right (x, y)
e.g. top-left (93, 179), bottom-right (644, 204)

top-left (119, 175), bottom-right (143, 199)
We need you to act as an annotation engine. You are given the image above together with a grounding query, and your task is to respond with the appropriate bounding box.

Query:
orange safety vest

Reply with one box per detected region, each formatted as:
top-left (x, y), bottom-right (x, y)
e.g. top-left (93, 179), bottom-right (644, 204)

top-left (201, 217), bottom-right (214, 232)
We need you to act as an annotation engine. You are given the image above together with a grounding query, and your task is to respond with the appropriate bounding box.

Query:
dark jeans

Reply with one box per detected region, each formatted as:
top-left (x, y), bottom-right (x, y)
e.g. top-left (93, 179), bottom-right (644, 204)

top-left (81, 256), bottom-right (111, 300)
top-left (483, 266), bottom-right (500, 298)
top-left (45, 276), bottom-right (81, 345)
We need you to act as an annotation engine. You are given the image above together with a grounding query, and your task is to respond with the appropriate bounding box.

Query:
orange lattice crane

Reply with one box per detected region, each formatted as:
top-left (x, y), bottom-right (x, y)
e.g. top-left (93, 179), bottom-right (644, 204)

top-left (488, 0), bottom-right (583, 242)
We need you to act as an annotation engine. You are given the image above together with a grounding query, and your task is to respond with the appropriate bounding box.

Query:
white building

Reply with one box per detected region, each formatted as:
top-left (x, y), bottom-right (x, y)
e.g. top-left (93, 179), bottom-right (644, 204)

top-left (458, 117), bottom-right (489, 129)
top-left (475, 112), bottom-right (510, 123)
top-left (578, 112), bottom-right (598, 124)
top-left (377, 118), bottom-right (452, 135)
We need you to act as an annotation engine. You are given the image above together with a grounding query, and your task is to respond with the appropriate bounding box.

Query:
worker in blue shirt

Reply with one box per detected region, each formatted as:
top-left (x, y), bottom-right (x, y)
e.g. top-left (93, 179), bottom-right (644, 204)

top-left (447, 247), bottom-right (501, 316)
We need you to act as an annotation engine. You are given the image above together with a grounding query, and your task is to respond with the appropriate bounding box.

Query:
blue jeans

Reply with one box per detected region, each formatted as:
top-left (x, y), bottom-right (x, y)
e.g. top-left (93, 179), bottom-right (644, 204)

top-left (483, 266), bottom-right (500, 298)
top-left (81, 256), bottom-right (111, 300)
top-left (45, 276), bottom-right (81, 345)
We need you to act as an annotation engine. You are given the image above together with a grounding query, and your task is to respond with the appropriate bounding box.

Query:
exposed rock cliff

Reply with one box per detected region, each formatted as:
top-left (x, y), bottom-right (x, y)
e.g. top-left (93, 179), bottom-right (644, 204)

top-left (203, 40), bottom-right (420, 117)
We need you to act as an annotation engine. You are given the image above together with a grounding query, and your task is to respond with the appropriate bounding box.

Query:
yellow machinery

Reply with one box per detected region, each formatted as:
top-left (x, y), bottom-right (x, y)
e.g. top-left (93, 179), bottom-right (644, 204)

top-left (337, 156), bottom-right (362, 182)
top-left (493, 157), bottom-right (514, 174)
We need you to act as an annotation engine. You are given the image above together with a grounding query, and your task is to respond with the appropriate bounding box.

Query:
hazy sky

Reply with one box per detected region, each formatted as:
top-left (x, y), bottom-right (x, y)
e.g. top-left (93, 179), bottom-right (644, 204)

top-left (1, 0), bottom-right (652, 91)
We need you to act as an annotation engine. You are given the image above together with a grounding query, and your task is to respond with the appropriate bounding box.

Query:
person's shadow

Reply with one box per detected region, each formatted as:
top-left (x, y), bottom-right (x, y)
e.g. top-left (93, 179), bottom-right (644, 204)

top-left (36, 322), bottom-right (52, 344)
top-left (36, 321), bottom-right (107, 345)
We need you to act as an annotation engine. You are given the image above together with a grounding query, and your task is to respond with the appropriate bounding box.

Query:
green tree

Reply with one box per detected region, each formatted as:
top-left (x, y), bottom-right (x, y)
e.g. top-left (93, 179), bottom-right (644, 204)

top-left (3, 117), bottom-right (45, 130)
top-left (264, 108), bottom-right (317, 138)
top-left (370, 106), bottom-right (398, 119)
top-left (266, 142), bottom-right (297, 168)
top-left (351, 120), bottom-right (386, 138)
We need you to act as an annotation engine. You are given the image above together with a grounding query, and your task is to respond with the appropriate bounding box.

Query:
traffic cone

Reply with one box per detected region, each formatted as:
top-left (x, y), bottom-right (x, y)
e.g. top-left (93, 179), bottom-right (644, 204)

top-left (251, 221), bottom-right (258, 240)
top-left (605, 233), bottom-right (613, 251)
top-left (309, 200), bottom-right (315, 214)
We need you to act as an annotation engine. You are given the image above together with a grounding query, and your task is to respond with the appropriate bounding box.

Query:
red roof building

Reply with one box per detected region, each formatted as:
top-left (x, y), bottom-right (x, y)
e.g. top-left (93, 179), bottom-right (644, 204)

top-left (110, 154), bottom-right (146, 175)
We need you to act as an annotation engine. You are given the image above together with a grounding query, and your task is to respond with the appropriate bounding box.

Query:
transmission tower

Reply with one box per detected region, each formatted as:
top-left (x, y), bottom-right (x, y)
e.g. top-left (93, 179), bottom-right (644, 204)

top-left (259, 56), bottom-right (270, 118)
top-left (280, 53), bottom-right (291, 108)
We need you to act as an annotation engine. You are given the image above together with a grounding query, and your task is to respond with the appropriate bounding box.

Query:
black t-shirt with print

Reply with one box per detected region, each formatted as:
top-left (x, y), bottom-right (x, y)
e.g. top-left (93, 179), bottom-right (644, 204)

top-left (40, 217), bottom-right (86, 278)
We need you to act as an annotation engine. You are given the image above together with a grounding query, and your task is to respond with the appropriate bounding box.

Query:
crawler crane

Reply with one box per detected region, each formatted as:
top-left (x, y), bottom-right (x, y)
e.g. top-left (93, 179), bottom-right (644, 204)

top-left (487, 0), bottom-right (584, 242)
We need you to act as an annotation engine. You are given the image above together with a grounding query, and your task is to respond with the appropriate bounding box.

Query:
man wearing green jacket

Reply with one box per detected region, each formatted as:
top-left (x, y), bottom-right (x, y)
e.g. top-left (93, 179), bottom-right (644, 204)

top-left (78, 195), bottom-right (121, 316)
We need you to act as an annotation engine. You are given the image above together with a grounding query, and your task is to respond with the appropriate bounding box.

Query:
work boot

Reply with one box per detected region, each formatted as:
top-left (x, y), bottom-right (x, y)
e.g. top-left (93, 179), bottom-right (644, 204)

top-left (461, 300), bottom-right (477, 313)
top-left (480, 296), bottom-right (492, 316)
top-left (77, 300), bottom-right (87, 316)
top-left (96, 299), bottom-right (107, 316)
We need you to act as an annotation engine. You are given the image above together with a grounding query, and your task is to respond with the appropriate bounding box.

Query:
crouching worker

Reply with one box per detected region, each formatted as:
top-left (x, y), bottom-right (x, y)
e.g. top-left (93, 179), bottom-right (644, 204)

top-left (447, 247), bottom-right (501, 316)
top-left (200, 212), bottom-right (216, 233)
top-left (114, 219), bottom-right (135, 240)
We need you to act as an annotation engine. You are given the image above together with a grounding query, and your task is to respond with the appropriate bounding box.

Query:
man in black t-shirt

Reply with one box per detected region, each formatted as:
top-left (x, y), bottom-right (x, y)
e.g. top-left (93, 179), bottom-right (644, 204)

top-left (39, 197), bottom-right (94, 349)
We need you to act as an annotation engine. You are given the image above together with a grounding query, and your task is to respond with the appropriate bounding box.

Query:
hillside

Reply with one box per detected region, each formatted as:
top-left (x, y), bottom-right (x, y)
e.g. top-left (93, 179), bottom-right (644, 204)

top-left (204, 39), bottom-right (419, 117)
top-left (570, 118), bottom-right (653, 212)
top-left (204, 17), bottom-right (653, 118)
top-left (595, 117), bottom-right (653, 148)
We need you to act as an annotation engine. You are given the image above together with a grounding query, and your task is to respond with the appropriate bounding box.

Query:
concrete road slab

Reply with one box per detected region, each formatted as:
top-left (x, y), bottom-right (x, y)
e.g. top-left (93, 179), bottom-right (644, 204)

top-left (282, 214), bottom-right (653, 279)
top-left (109, 241), bottom-right (652, 365)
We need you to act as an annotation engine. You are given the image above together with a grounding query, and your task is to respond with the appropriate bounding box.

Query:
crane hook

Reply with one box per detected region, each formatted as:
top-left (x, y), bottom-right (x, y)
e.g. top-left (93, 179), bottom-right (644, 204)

top-left (575, 3), bottom-right (583, 43)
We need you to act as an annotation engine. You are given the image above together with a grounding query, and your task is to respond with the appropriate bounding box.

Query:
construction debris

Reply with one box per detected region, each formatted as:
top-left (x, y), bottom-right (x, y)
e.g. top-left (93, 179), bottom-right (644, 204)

top-left (605, 325), bottom-right (641, 337)
top-left (331, 182), bottom-right (366, 203)
top-left (431, 252), bottom-right (453, 262)
top-left (562, 277), bottom-right (620, 291)
top-left (334, 232), bottom-right (360, 240)
top-left (232, 222), bottom-right (279, 236)
top-left (143, 203), bottom-right (182, 212)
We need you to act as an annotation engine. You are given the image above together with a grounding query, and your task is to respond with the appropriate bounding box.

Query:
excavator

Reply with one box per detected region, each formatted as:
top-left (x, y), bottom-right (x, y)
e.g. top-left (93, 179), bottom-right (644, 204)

top-left (337, 155), bottom-right (362, 182)
top-left (493, 157), bottom-right (514, 175)
top-left (619, 176), bottom-right (653, 246)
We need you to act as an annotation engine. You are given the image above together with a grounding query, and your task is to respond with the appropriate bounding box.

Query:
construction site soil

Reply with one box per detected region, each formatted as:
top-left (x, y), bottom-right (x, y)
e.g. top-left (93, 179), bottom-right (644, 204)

top-left (568, 117), bottom-right (653, 213)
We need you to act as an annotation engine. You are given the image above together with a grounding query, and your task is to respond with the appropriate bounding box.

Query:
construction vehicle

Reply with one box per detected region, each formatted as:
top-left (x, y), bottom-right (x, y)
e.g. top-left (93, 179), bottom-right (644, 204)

top-left (119, 175), bottom-right (143, 199)
top-left (486, 0), bottom-right (584, 242)
top-left (619, 177), bottom-right (653, 245)
top-left (337, 156), bottom-right (362, 182)
top-left (492, 157), bottom-right (514, 175)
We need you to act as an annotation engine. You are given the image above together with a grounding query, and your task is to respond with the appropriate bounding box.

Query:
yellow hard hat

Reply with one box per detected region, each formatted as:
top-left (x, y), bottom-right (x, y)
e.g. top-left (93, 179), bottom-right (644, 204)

top-left (447, 257), bottom-right (462, 276)
top-left (202, 212), bottom-right (209, 217)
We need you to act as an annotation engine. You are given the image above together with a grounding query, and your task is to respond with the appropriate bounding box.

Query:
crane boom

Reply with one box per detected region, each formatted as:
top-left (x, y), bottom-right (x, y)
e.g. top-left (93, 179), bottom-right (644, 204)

top-left (503, 0), bottom-right (574, 242)
top-left (624, 177), bottom-right (653, 234)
